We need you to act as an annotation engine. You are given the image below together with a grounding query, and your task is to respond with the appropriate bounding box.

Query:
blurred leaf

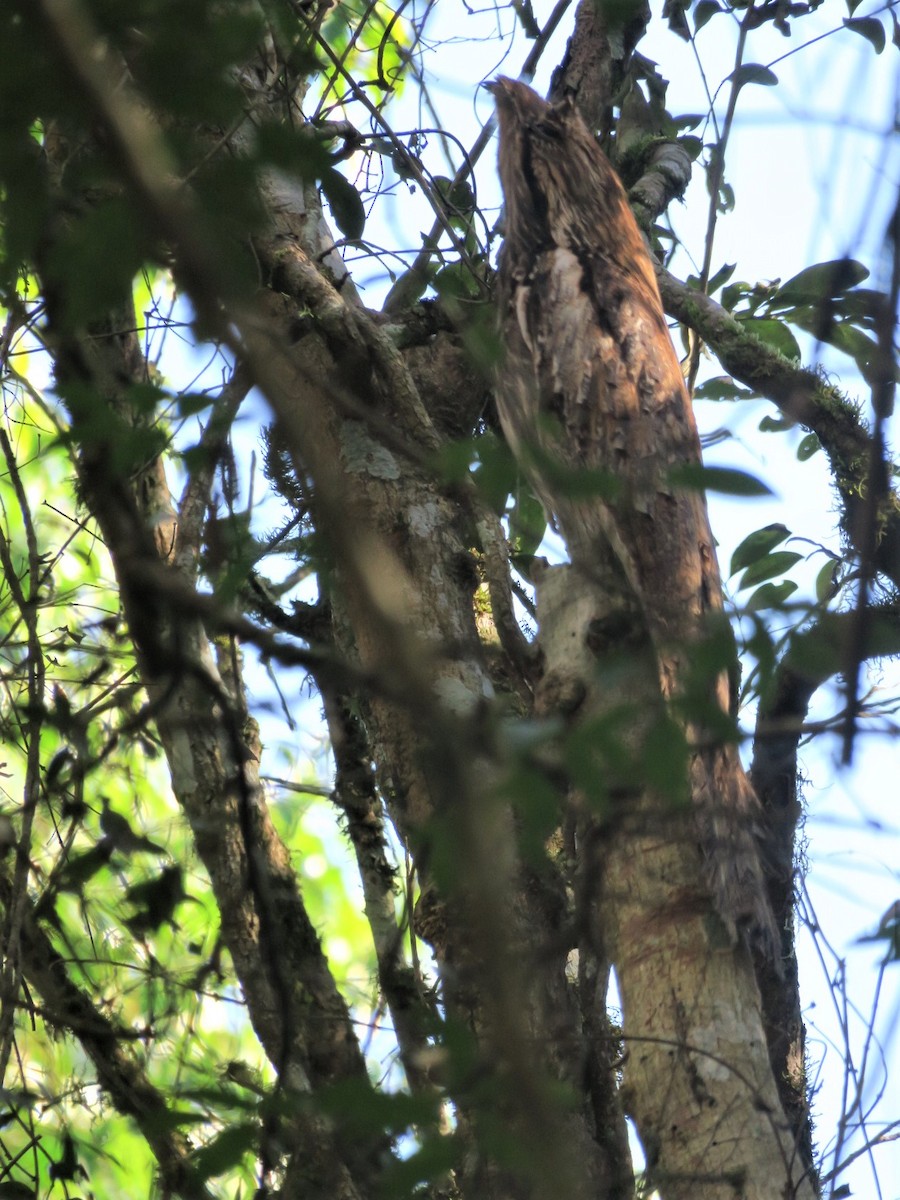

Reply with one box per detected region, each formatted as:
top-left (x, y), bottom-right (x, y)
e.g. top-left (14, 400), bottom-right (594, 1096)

top-left (49, 1133), bottom-right (82, 1182)
top-left (678, 134), bottom-right (704, 160)
top-left (786, 302), bottom-right (888, 384)
top-left (642, 714), bottom-right (690, 803)
top-left (43, 198), bottom-right (151, 327)
top-left (566, 711), bottom-right (639, 808)
top-left (694, 0), bottom-right (722, 31)
top-left (739, 316), bottom-right (802, 361)
top-left (745, 579), bottom-right (798, 610)
top-left (434, 437), bottom-right (478, 486)
top-left (124, 865), bottom-right (193, 936)
top-left (470, 432), bottom-right (518, 513)
top-left (730, 523), bottom-right (791, 575)
top-left (738, 550), bottom-right (802, 589)
top-left (741, 614), bottom-right (779, 703)
top-left (822, 322), bottom-right (884, 384)
top-left (728, 64), bottom-right (779, 88)
top-left (435, 260), bottom-right (482, 301)
top-left (190, 1123), bottom-right (258, 1181)
top-left (673, 113), bottom-right (704, 130)
top-left (254, 123), bottom-right (332, 175)
top-left (707, 261), bottom-right (737, 293)
top-left (717, 180), bottom-right (735, 214)
top-left (526, 441), bottom-right (622, 502)
top-left (759, 413), bottom-right (793, 433)
top-left (768, 258), bottom-right (869, 309)
top-left (0, 1181), bottom-right (37, 1199)
top-left (177, 392), bottom-right (213, 418)
top-left (797, 432), bottom-right (820, 461)
top-left (669, 464), bottom-right (773, 496)
top-left (843, 16), bottom-right (886, 52)
top-left (509, 477), bottom-right (547, 559)
top-left (379, 1132), bottom-right (459, 1197)
top-left (721, 279), bottom-right (753, 312)
top-left (316, 1080), bottom-right (441, 1138)
top-left (815, 558), bottom-right (841, 603)
top-left (662, 0), bottom-right (692, 39)
top-left (693, 375), bottom-right (755, 402)
top-left (55, 842), bottom-right (115, 894)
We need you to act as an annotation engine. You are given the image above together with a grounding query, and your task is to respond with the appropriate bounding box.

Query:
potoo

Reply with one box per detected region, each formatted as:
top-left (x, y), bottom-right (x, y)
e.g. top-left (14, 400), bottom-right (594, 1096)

top-left (488, 77), bottom-right (780, 962)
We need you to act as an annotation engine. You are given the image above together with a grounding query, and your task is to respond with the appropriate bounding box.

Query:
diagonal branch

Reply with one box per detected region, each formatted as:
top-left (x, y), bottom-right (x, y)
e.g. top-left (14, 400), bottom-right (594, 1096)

top-left (320, 682), bottom-right (443, 1098)
top-left (658, 267), bottom-right (900, 589)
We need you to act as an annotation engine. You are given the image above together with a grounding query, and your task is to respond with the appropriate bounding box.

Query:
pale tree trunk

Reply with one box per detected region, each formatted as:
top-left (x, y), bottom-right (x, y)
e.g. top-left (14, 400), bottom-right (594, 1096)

top-left (535, 560), bottom-right (814, 1199)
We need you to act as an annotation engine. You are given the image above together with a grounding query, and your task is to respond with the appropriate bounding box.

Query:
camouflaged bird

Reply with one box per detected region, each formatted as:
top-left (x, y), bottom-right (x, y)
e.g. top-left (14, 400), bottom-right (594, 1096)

top-left (488, 77), bottom-right (779, 962)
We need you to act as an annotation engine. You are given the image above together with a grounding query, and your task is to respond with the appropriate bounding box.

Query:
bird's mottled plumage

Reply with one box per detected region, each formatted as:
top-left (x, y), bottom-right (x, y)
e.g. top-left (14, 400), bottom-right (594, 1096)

top-left (489, 77), bottom-right (779, 961)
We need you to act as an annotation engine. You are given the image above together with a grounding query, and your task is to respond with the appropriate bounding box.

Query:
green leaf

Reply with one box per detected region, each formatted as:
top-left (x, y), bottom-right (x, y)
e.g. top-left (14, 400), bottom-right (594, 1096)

top-left (316, 1081), bottom-right (440, 1136)
top-left (434, 437), bottom-right (478, 486)
top-left (738, 550), bottom-right (802, 589)
top-left (642, 714), bottom-right (690, 804)
top-left (694, 0), bottom-right (722, 31)
top-left (669, 464), bottom-right (773, 497)
top-left (759, 414), bottom-right (793, 433)
top-left (177, 392), bottom-right (213, 418)
top-left (663, 0), bottom-right (692, 39)
top-left (678, 134), bottom-right (704, 161)
top-left (721, 279), bottom-right (753, 312)
top-left (673, 113), bottom-right (704, 131)
top-left (739, 316), bottom-right (802, 361)
top-left (379, 1132), bottom-right (460, 1196)
top-left (815, 559), bottom-right (841, 603)
top-left (785, 306), bottom-right (888, 385)
top-left (768, 258), bottom-right (869, 309)
top-left (254, 123), bottom-right (332, 175)
top-left (508, 475), bottom-right (547, 559)
top-left (797, 432), bottom-right (820, 461)
top-left (470, 433), bottom-right (518, 512)
top-left (434, 174), bottom-right (476, 217)
top-left (320, 167), bottom-right (365, 240)
top-left (741, 614), bottom-right (779, 703)
top-left (728, 64), bottom-right (779, 88)
top-left (717, 180), bottom-right (735, 214)
top-left (729, 523), bottom-right (791, 575)
top-left (434, 260), bottom-right (481, 302)
top-left (745, 579), bottom-right (798, 611)
top-left (525, 441), bottom-right (622, 501)
top-left (44, 197), bottom-right (150, 326)
top-left (843, 16), bottom-right (886, 52)
top-left (707, 262), bottom-right (737, 293)
top-left (826, 323), bottom-right (884, 384)
top-left (567, 711), bottom-right (641, 806)
top-left (693, 375), bottom-right (754, 402)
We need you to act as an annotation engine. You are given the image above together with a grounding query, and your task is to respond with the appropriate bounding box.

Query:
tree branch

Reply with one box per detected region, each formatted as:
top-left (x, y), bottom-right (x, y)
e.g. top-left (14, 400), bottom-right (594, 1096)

top-left (658, 267), bottom-right (900, 589)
